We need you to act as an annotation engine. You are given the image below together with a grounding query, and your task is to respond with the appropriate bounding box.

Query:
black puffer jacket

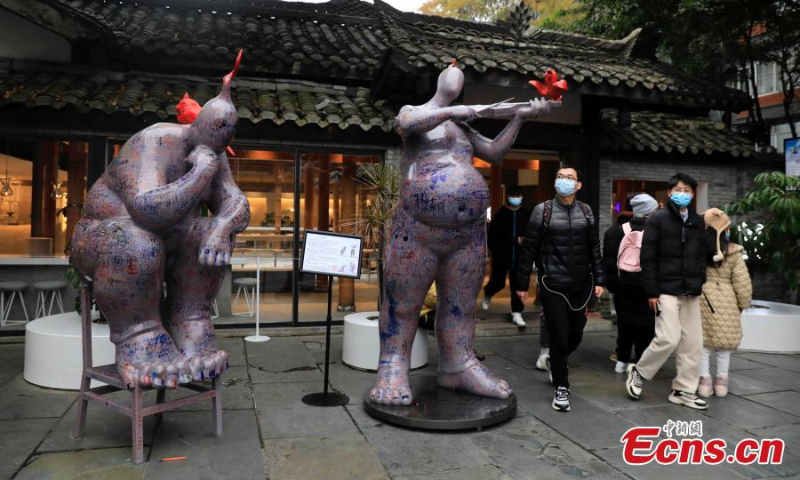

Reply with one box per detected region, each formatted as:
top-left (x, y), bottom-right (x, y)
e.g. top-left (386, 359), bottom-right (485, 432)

top-left (488, 205), bottom-right (530, 270)
top-left (516, 197), bottom-right (605, 291)
top-left (641, 202), bottom-right (708, 298)
top-left (603, 215), bottom-right (653, 326)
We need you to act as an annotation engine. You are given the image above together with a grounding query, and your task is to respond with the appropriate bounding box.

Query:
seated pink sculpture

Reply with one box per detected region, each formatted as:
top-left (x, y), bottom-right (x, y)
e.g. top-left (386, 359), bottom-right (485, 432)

top-left (70, 52), bottom-right (250, 389)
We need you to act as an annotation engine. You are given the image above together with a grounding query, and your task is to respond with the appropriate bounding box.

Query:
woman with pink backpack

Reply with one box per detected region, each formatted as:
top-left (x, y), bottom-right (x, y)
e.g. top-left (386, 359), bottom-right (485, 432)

top-left (602, 194), bottom-right (660, 374)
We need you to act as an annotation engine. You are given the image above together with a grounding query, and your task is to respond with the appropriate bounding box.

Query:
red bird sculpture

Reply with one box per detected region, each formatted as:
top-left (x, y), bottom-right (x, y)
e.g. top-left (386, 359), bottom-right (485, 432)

top-left (176, 49), bottom-right (242, 156)
top-left (529, 69), bottom-right (568, 102)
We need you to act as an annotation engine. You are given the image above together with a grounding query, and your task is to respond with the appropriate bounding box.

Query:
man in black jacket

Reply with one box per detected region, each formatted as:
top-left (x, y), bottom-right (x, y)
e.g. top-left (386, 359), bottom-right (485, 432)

top-left (483, 186), bottom-right (530, 327)
top-left (516, 166), bottom-right (605, 412)
top-left (625, 173), bottom-right (709, 410)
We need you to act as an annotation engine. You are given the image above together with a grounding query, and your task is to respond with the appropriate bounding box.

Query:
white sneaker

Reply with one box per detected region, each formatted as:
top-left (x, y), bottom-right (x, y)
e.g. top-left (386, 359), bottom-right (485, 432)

top-left (535, 348), bottom-right (549, 370)
top-left (668, 390), bottom-right (709, 410)
top-left (626, 364), bottom-right (643, 399)
top-left (552, 386), bottom-right (570, 412)
top-left (615, 361), bottom-right (627, 374)
top-left (511, 312), bottom-right (526, 327)
top-left (481, 295), bottom-right (492, 311)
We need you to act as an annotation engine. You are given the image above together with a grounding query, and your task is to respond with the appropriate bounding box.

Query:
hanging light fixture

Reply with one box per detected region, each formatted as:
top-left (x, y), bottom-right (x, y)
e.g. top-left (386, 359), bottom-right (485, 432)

top-left (1, 140), bottom-right (12, 198)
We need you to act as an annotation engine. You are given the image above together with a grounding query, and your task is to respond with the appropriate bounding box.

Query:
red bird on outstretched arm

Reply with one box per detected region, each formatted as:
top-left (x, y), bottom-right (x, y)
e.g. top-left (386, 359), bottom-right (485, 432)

top-left (529, 69), bottom-right (568, 102)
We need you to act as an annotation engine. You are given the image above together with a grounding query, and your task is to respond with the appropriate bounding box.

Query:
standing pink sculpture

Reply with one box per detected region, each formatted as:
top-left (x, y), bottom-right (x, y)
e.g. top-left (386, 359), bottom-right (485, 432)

top-left (70, 52), bottom-right (250, 389)
top-left (369, 62), bottom-right (561, 405)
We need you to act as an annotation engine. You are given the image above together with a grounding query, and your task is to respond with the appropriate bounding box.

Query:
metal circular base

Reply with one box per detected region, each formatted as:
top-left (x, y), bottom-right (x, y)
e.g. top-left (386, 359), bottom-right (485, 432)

top-left (363, 375), bottom-right (517, 431)
top-left (245, 335), bottom-right (271, 343)
top-left (301, 392), bottom-right (350, 407)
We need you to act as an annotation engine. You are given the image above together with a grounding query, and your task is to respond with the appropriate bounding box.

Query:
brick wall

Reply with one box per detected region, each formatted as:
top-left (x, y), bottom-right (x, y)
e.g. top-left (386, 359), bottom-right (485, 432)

top-left (598, 156), bottom-right (738, 235)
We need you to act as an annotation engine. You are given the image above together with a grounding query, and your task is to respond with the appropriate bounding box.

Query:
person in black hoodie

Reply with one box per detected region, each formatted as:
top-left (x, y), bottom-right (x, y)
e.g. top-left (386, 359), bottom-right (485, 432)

top-left (625, 173), bottom-right (709, 410)
top-left (482, 186), bottom-right (530, 327)
top-left (515, 166), bottom-right (605, 413)
top-left (603, 194), bottom-right (659, 374)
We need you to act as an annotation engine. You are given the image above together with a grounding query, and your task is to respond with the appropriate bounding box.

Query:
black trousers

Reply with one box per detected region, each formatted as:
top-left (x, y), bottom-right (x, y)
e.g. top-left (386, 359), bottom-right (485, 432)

top-left (616, 323), bottom-right (655, 363)
top-left (540, 284), bottom-right (590, 389)
top-left (484, 264), bottom-right (524, 313)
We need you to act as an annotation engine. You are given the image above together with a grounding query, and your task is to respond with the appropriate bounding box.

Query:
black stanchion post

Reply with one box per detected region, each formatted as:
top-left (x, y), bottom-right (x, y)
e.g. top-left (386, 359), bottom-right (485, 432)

top-left (301, 275), bottom-right (349, 407)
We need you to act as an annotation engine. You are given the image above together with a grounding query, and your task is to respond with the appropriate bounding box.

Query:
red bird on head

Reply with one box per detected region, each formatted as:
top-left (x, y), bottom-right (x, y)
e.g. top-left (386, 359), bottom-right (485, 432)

top-left (176, 92), bottom-right (236, 157)
top-left (529, 69), bottom-right (568, 102)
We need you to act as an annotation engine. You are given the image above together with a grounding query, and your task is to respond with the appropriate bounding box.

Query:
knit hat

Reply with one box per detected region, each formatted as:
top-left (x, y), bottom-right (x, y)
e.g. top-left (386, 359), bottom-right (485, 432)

top-left (703, 208), bottom-right (731, 262)
top-left (630, 194), bottom-right (659, 216)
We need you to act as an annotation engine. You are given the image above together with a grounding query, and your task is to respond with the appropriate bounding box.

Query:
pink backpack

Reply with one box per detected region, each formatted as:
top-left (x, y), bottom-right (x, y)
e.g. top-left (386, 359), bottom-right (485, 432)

top-left (617, 223), bottom-right (644, 282)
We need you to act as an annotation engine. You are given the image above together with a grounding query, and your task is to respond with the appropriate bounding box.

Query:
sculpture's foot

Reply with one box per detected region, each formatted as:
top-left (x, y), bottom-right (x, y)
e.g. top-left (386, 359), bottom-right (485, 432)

top-left (168, 319), bottom-right (229, 382)
top-left (369, 357), bottom-right (413, 405)
top-left (438, 358), bottom-right (512, 399)
top-left (116, 327), bottom-right (192, 389)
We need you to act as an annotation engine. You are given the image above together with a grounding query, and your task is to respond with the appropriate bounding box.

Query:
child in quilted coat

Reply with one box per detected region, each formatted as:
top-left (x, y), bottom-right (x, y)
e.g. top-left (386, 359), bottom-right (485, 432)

top-left (698, 208), bottom-right (752, 398)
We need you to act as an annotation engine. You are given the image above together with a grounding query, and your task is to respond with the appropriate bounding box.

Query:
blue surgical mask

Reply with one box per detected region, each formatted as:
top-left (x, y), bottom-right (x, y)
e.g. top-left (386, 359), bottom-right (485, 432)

top-left (555, 179), bottom-right (577, 196)
top-left (508, 197), bottom-right (522, 206)
top-left (670, 192), bottom-right (692, 208)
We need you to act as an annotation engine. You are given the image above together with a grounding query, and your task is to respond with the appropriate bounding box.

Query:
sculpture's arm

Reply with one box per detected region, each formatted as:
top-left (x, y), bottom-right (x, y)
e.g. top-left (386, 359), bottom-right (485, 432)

top-left (120, 144), bottom-right (219, 231)
top-left (199, 153), bottom-right (250, 266)
top-left (395, 105), bottom-right (476, 136)
top-left (464, 99), bottom-right (556, 165)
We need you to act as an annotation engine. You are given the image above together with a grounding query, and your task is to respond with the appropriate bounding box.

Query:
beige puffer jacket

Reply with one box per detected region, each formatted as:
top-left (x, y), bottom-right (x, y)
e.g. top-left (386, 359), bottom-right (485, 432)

top-left (700, 243), bottom-right (753, 351)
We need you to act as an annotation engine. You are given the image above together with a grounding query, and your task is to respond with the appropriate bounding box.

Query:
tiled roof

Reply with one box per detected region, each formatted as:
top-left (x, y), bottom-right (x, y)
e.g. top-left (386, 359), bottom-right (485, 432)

top-left (0, 60), bottom-right (396, 131)
top-left (600, 111), bottom-right (754, 158)
top-left (21, 0), bottom-right (751, 110)
top-left (40, 0), bottom-right (390, 79)
top-left (374, 1), bottom-right (749, 110)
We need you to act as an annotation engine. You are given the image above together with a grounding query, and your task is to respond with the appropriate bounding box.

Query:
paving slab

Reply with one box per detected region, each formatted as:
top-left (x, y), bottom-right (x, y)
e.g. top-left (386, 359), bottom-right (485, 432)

top-left (0, 343), bottom-right (24, 388)
top-left (394, 465), bottom-right (512, 480)
top-left (252, 381), bottom-right (359, 439)
top-left (145, 410), bottom-right (263, 480)
top-left (736, 353), bottom-right (800, 373)
top-left (216, 338), bottom-right (247, 367)
top-left (728, 371), bottom-right (790, 396)
top-left (246, 337), bottom-right (323, 384)
top-left (0, 417), bottom-right (58, 480)
top-left (0, 375), bottom-right (76, 420)
top-left (700, 393), bottom-right (800, 430)
top-left (263, 433), bottom-right (388, 480)
top-left (593, 446), bottom-right (748, 480)
top-left (169, 367), bottom-right (255, 412)
top-left (15, 447), bottom-right (146, 480)
top-left (744, 391), bottom-right (800, 418)
top-left (738, 368), bottom-right (800, 392)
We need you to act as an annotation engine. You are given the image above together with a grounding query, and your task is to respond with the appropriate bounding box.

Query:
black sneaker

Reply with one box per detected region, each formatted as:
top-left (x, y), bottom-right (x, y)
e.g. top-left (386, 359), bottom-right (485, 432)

top-left (668, 390), bottom-right (709, 410)
top-left (626, 364), bottom-right (643, 399)
top-left (552, 386), bottom-right (570, 412)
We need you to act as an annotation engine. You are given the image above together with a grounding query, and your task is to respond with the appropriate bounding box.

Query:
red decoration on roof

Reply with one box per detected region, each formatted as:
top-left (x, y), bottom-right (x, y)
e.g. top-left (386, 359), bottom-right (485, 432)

top-left (529, 69), bottom-right (568, 101)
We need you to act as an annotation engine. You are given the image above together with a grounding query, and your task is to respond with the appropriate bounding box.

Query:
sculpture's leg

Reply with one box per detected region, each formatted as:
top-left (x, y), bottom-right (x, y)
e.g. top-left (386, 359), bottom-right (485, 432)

top-left (163, 217), bottom-right (228, 381)
top-left (436, 229), bottom-right (512, 399)
top-left (72, 219), bottom-right (192, 389)
top-left (370, 210), bottom-right (439, 406)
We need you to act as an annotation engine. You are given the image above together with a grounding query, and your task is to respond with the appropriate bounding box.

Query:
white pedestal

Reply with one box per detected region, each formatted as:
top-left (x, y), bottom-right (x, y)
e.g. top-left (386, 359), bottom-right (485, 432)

top-left (740, 300), bottom-right (800, 354)
top-left (342, 312), bottom-right (428, 371)
top-left (24, 311), bottom-right (115, 390)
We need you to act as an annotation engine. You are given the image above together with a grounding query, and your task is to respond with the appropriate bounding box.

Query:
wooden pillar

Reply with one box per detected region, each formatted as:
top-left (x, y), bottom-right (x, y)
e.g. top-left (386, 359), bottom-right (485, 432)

top-left (66, 142), bottom-right (87, 249)
top-left (337, 156), bottom-right (357, 311)
top-left (536, 160), bottom-right (558, 205)
top-left (32, 142), bottom-right (59, 248)
top-left (274, 163), bottom-right (283, 234)
top-left (87, 137), bottom-right (108, 188)
top-left (315, 154), bottom-right (330, 291)
top-left (303, 155), bottom-right (315, 230)
top-left (490, 164), bottom-right (503, 216)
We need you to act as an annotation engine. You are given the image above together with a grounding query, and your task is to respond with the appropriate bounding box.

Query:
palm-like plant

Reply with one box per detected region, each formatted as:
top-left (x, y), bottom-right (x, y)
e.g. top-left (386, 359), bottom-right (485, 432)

top-left (342, 163), bottom-right (400, 308)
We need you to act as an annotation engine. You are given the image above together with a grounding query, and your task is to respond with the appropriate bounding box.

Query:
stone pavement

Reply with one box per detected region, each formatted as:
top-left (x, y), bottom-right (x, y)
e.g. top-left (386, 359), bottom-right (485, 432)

top-left (1, 331), bottom-right (799, 480)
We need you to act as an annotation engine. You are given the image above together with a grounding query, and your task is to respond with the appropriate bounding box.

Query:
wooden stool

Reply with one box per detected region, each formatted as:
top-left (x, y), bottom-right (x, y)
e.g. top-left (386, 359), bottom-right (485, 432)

top-left (72, 286), bottom-right (223, 464)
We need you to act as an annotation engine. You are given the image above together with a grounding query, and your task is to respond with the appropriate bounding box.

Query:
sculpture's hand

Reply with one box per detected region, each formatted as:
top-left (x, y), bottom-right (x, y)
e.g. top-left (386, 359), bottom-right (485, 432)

top-left (185, 144), bottom-right (218, 169)
top-left (450, 105), bottom-right (478, 122)
top-left (199, 232), bottom-right (234, 267)
top-left (514, 98), bottom-right (561, 121)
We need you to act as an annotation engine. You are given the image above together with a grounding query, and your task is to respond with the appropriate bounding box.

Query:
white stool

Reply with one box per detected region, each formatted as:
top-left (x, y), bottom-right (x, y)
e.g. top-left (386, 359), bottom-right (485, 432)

top-left (211, 299), bottom-right (219, 319)
top-left (33, 280), bottom-right (66, 319)
top-left (0, 281), bottom-right (30, 326)
top-left (233, 278), bottom-right (258, 317)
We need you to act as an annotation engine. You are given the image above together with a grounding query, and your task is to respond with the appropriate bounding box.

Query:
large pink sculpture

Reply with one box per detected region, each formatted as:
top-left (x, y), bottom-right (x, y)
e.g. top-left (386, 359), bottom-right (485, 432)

top-left (71, 52), bottom-right (250, 389)
top-left (369, 62), bottom-right (560, 405)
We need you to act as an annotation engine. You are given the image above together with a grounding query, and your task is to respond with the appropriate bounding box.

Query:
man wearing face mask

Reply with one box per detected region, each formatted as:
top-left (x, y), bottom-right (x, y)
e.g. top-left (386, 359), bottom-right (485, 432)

top-left (625, 173), bottom-right (710, 410)
top-left (515, 166), bottom-right (605, 412)
top-left (483, 186), bottom-right (531, 326)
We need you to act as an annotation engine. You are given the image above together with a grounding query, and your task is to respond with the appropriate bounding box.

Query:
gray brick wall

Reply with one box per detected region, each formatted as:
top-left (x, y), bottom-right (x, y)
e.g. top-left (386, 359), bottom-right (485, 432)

top-left (598, 155), bottom-right (738, 235)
